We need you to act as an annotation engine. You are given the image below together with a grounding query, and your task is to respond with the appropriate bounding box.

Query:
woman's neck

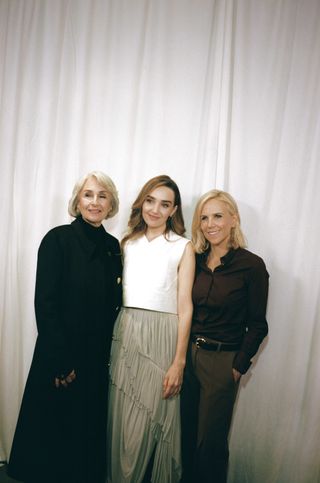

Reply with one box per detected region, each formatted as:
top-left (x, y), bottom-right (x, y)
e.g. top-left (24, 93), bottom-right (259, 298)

top-left (145, 226), bottom-right (167, 242)
top-left (207, 245), bottom-right (229, 270)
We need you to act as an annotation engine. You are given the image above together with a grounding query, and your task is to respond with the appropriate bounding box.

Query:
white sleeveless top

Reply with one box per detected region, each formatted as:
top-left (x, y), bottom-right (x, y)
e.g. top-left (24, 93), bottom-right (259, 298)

top-left (123, 231), bottom-right (190, 314)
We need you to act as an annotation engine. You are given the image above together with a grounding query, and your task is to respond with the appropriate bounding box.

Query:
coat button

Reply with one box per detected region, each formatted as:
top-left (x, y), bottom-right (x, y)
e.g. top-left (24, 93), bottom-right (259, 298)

top-left (117, 277), bottom-right (121, 284)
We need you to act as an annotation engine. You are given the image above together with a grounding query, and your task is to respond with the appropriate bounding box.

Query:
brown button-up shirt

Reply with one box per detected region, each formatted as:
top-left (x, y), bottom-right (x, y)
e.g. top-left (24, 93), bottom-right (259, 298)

top-left (191, 247), bottom-right (269, 373)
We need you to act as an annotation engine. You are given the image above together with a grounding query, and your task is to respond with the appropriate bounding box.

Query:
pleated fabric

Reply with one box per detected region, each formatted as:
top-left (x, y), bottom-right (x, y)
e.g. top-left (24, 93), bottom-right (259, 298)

top-left (107, 307), bottom-right (181, 483)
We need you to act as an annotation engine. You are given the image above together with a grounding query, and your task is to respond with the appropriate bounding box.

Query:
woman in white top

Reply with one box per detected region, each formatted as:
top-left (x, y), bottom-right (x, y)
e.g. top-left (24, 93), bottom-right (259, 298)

top-left (107, 175), bottom-right (195, 483)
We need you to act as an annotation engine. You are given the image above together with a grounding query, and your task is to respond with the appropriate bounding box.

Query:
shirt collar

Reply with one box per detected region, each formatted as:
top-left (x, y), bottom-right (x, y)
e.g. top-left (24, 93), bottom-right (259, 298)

top-left (198, 247), bottom-right (237, 270)
top-left (221, 248), bottom-right (236, 265)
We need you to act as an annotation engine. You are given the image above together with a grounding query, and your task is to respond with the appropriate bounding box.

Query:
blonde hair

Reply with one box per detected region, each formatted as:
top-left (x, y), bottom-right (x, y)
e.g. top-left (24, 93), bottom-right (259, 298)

top-left (121, 175), bottom-right (186, 248)
top-left (68, 171), bottom-right (119, 219)
top-left (192, 189), bottom-right (246, 253)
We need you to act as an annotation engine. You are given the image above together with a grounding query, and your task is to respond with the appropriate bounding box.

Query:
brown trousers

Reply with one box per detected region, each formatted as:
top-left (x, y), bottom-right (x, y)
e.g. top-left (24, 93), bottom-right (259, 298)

top-left (180, 342), bottom-right (240, 483)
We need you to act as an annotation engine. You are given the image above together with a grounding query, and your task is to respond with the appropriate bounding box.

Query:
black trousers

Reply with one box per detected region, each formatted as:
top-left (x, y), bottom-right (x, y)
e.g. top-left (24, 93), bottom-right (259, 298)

top-left (180, 342), bottom-right (240, 483)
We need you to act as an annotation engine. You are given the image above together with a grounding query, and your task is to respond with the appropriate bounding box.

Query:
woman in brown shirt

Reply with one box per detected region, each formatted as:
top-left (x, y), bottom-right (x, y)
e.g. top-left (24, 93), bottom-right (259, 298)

top-left (180, 189), bottom-right (269, 483)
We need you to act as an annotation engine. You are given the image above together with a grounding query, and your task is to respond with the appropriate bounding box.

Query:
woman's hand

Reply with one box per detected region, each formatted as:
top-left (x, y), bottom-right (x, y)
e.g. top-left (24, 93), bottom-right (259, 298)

top-left (162, 363), bottom-right (184, 399)
top-left (232, 368), bottom-right (242, 383)
top-left (55, 369), bottom-right (76, 388)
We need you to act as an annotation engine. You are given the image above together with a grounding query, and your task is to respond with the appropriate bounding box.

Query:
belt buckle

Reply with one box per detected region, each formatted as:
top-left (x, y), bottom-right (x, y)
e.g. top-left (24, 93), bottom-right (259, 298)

top-left (195, 337), bottom-right (206, 348)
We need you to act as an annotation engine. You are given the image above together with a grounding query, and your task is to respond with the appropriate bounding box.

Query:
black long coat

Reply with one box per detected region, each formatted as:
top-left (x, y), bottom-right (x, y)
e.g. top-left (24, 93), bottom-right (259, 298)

top-left (8, 216), bottom-right (122, 483)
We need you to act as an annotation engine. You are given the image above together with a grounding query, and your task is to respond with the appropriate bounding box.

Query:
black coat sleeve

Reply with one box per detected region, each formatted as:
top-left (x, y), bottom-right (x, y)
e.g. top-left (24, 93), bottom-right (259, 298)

top-left (34, 229), bottom-right (73, 378)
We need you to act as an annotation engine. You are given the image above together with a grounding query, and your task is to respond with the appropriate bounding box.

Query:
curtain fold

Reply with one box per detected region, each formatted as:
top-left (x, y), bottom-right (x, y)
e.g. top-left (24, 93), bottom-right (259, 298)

top-left (1, 1), bottom-right (320, 481)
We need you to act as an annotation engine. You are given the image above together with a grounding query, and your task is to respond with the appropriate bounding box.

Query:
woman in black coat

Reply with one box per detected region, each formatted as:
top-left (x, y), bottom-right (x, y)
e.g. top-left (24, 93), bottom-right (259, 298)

top-left (7, 171), bottom-right (122, 483)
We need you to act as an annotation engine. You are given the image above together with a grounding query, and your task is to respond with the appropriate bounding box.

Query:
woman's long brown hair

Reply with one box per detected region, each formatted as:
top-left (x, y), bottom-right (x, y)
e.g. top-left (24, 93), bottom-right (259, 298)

top-left (121, 174), bottom-right (186, 249)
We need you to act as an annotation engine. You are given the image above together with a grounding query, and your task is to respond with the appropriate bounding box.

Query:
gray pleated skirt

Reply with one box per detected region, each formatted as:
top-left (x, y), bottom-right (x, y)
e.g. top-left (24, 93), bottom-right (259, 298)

top-left (107, 307), bottom-right (181, 483)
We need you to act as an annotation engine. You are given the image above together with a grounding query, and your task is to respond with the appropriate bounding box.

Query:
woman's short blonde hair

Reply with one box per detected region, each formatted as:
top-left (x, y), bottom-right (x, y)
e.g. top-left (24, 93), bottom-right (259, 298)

top-left (68, 171), bottom-right (119, 219)
top-left (192, 189), bottom-right (247, 253)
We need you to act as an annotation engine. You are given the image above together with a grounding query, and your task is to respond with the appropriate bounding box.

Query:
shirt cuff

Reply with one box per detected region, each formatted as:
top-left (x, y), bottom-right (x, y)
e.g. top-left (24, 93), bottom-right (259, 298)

top-left (233, 351), bottom-right (252, 374)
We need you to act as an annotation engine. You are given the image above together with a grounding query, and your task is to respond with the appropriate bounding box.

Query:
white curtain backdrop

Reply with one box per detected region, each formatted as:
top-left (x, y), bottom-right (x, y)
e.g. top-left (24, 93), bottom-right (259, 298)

top-left (1, 1), bottom-right (320, 481)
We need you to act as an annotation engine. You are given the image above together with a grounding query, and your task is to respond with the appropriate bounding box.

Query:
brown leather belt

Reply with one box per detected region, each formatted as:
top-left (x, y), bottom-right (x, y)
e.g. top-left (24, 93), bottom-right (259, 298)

top-left (192, 335), bottom-right (240, 352)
